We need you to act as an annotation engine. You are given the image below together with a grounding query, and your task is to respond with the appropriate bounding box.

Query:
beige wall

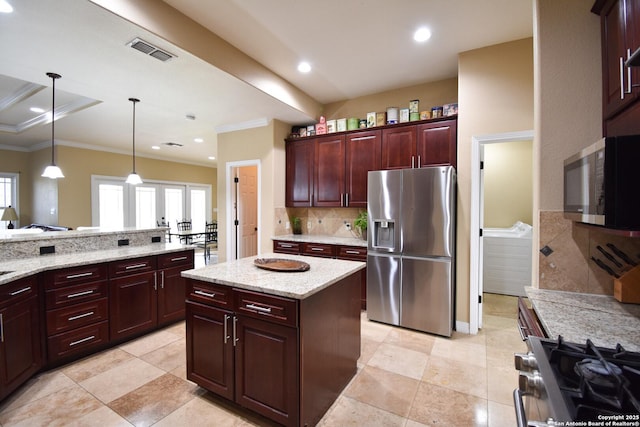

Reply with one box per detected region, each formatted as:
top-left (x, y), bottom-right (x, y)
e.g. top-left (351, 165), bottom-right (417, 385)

top-left (322, 78), bottom-right (458, 121)
top-left (216, 120), bottom-right (288, 263)
top-left (483, 141), bottom-right (533, 228)
top-left (458, 38), bottom-right (534, 323)
top-left (1, 146), bottom-right (216, 229)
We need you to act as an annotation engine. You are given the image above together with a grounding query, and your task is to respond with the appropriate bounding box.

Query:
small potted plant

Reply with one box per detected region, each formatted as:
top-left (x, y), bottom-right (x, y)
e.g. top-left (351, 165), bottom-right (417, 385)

top-left (290, 216), bottom-right (302, 234)
top-left (353, 211), bottom-right (367, 240)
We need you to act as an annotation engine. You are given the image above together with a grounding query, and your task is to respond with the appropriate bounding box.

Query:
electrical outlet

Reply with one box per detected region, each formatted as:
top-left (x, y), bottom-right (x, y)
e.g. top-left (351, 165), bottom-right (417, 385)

top-left (285, 221), bottom-right (290, 229)
top-left (307, 221), bottom-right (312, 230)
top-left (345, 222), bottom-right (351, 230)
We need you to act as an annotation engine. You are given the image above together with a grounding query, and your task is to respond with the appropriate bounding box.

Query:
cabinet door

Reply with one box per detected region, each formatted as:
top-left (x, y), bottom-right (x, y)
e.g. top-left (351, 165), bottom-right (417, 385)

top-left (286, 139), bottom-right (314, 207)
top-left (186, 301), bottom-right (234, 400)
top-left (345, 130), bottom-right (381, 207)
top-left (381, 125), bottom-right (417, 170)
top-left (0, 295), bottom-right (42, 401)
top-left (416, 119), bottom-right (457, 168)
top-left (235, 315), bottom-right (299, 426)
top-left (314, 135), bottom-right (346, 207)
top-left (157, 266), bottom-right (187, 326)
top-left (109, 271), bottom-right (157, 341)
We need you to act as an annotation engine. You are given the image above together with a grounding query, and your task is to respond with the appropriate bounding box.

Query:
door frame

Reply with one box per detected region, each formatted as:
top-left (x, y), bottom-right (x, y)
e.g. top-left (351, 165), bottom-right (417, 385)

top-left (469, 130), bottom-right (533, 334)
top-left (225, 160), bottom-right (261, 261)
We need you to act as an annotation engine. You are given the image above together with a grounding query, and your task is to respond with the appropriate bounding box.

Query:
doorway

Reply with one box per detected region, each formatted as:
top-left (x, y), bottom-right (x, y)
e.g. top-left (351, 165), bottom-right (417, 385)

top-left (469, 130), bottom-right (534, 334)
top-left (226, 161), bottom-right (260, 260)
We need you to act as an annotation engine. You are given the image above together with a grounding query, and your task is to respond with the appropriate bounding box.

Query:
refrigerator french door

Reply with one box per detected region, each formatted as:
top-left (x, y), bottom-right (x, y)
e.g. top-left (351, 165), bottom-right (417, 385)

top-left (367, 166), bottom-right (456, 337)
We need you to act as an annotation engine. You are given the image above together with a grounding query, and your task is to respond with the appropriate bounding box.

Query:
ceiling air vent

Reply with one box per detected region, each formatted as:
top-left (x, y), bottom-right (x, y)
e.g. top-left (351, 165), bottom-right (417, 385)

top-left (163, 142), bottom-right (183, 147)
top-left (127, 38), bottom-right (176, 62)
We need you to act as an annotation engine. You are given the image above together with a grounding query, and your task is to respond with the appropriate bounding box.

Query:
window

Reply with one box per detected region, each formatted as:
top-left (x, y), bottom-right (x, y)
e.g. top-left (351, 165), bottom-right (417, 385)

top-left (0, 173), bottom-right (18, 230)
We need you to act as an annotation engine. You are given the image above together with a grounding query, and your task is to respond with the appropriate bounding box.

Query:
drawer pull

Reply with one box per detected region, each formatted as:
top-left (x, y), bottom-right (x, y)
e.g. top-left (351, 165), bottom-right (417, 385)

top-left (68, 311), bottom-right (94, 321)
top-left (345, 250), bottom-right (361, 255)
top-left (194, 290), bottom-right (216, 298)
top-left (1, 313), bottom-right (4, 343)
top-left (246, 303), bottom-right (272, 314)
top-left (66, 272), bottom-right (93, 279)
top-left (9, 286), bottom-right (31, 296)
top-left (171, 256), bottom-right (188, 262)
top-left (69, 335), bottom-right (95, 347)
top-left (280, 243), bottom-right (293, 248)
top-left (310, 247), bottom-right (324, 252)
top-left (67, 290), bottom-right (94, 299)
top-left (125, 263), bottom-right (148, 270)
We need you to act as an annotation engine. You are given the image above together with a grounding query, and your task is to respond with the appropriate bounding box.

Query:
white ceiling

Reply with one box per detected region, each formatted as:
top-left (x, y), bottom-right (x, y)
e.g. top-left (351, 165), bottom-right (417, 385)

top-left (0, 0), bottom-right (533, 168)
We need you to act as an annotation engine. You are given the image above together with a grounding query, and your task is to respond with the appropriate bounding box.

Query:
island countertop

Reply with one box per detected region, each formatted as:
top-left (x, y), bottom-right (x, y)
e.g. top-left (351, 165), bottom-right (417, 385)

top-left (525, 286), bottom-right (640, 352)
top-left (272, 234), bottom-right (367, 247)
top-left (181, 252), bottom-right (365, 299)
top-left (0, 243), bottom-right (191, 286)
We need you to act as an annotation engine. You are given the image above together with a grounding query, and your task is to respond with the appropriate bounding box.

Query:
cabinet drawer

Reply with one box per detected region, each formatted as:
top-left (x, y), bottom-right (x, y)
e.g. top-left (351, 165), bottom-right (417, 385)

top-left (109, 256), bottom-right (156, 277)
top-left (48, 320), bottom-right (109, 361)
top-left (158, 250), bottom-right (194, 269)
top-left (234, 289), bottom-right (298, 328)
top-left (303, 242), bottom-right (335, 258)
top-left (273, 240), bottom-right (301, 254)
top-left (46, 298), bottom-right (108, 336)
top-left (46, 264), bottom-right (108, 289)
top-left (45, 280), bottom-right (108, 309)
top-left (186, 279), bottom-right (232, 310)
top-left (0, 276), bottom-right (38, 308)
top-left (337, 245), bottom-right (367, 261)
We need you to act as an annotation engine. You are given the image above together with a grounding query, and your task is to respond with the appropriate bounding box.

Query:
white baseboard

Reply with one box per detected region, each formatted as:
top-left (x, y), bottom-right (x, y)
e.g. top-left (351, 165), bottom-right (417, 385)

top-left (455, 321), bottom-right (471, 334)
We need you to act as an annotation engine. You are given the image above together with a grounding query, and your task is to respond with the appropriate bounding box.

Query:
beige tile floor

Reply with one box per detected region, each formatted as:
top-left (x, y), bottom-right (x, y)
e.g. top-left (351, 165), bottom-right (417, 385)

top-left (0, 293), bottom-right (526, 426)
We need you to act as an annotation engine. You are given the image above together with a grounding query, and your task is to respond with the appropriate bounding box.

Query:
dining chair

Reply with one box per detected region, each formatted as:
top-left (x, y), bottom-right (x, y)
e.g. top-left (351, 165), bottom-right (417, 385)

top-left (196, 221), bottom-right (217, 262)
top-left (176, 219), bottom-right (192, 244)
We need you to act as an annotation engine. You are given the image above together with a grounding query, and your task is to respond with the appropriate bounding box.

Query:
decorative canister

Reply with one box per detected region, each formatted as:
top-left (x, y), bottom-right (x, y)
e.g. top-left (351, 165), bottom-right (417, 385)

top-left (409, 99), bottom-right (420, 113)
top-left (359, 119), bottom-right (367, 129)
top-left (419, 111), bottom-right (431, 120)
top-left (347, 117), bottom-right (359, 130)
top-left (326, 119), bottom-right (336, 133)
top-left (400, 108), bottom-right (410, 123)
top-left (431, 106), bottom-right (443, 118)
top-left (337, 118), bottom-right (347, 132)
top-left (376, 112), bottom-right (386, 126)
top-left (386, 107), bottom-right (399, 124)
top-left (366, 112), bottom-right (376, 128)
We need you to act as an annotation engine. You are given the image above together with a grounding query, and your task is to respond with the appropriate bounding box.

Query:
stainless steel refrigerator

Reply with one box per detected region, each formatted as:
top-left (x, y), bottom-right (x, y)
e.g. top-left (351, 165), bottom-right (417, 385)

top-left (367, 166), bottom-right (456, 337)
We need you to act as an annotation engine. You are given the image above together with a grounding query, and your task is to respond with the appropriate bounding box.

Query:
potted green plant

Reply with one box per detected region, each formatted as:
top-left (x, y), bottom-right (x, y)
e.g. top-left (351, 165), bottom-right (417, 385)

top-left (290, 216), bottom-right (302, 234)
top-left (353, 211), bottom-right (367, 240)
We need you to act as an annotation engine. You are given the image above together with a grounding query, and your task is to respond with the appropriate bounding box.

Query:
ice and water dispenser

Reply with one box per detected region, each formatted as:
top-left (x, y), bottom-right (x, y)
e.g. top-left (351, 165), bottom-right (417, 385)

top-left (372, 219), bottom-right (395, 250)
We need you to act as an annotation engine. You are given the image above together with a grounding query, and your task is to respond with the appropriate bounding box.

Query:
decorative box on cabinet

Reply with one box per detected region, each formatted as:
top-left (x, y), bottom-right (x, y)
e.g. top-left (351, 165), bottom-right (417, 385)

top-left (44, 264), bottom-right (110, 364)
top-left (0, 275), bottom-right (43, 401)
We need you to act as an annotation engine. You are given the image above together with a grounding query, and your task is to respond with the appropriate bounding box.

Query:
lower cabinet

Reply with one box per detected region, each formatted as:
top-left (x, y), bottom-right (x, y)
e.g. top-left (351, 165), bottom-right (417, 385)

top-left (0, 276), bottom-right (43, 401)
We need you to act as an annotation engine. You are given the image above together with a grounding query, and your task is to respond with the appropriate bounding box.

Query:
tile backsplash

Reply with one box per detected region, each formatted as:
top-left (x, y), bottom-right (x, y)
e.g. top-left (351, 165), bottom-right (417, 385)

top-left (274, 207), bottom-right (367, 239)
top-left (538, 211), bottom-right (640, 295)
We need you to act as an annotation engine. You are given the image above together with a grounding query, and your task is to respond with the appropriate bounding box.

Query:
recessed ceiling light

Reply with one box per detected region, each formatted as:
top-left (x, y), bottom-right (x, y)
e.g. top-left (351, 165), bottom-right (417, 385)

top-left (0, 0), bottom-right (13, 13)
top-left (194, 138), bottom-right (203, 143)
top-left (297, 61), bottom-right (311, 73)
top-left (30, 107), bottom-right (45, 113)
top-left (413, 27), bottom-right (431, 42)
top-left (151, 145), bottom-right (160, 150)
top-left (208, 156), bottom-right (216, 160)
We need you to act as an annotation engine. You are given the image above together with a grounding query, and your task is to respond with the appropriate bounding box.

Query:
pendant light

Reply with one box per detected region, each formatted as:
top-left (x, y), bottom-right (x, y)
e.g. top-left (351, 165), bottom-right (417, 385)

top-left (42, 72), bottom-right (64, 179)
top-left (125, 97), bottom-right (143, 185)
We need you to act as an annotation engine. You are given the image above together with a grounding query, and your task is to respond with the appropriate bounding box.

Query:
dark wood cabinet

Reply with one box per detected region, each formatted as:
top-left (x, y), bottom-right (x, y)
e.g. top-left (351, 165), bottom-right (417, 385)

top-left (593, 0), bottom-right (640, 135)
top-left (345, 130), bottom-right (382, 207)
top-left (0, 276), bottom-right (43, 401)
top-left (417, 120), bottom-right (457, 168)
top-left (381, 124), bottom-right (417, 170)
top-left (314, 135), bottom-right (346, 207)
top-left (285, 138), bottom-right (314, 207)
top-left (157, 251), bottom-right (194, 326)
top-left (336, 245), bottom-right (368, 310)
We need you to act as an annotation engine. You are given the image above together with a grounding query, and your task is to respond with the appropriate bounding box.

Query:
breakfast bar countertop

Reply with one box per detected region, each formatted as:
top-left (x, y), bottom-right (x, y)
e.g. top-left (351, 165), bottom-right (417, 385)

top-left (525, 286), bottom-right (640, 352)
top-left (0, 243), bottom-right (191, 286)
top-left (182, 252), bottom-right (365, 300)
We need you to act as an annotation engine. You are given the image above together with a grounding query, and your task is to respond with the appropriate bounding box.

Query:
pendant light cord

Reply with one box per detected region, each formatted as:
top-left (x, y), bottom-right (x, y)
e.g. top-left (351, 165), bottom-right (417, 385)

top-left (46, 72), bottom-right (61, 165)
top-left (129, 98), bottom-right (140, 173)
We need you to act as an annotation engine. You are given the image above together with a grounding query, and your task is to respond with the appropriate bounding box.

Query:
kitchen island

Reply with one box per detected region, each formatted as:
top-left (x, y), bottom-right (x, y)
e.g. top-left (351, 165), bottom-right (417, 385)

top-left (181, 253), bottom-right (365, 427)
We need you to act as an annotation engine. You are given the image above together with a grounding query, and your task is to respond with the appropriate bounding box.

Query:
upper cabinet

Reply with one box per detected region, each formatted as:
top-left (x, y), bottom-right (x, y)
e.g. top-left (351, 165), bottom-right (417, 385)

top-left (285, 118), bottom-right (456, 208)
top-left (593, 0), bottom-right (640, 135)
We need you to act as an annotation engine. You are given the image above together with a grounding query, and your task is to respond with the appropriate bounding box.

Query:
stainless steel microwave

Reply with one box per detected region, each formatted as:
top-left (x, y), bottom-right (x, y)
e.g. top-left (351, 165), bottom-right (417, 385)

top-left (563, 135), bottom-right (640, 229)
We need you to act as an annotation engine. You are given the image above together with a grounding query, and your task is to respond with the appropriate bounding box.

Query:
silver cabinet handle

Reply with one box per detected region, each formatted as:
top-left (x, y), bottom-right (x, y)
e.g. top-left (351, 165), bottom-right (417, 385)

top-left (310, 247), bottom-right (324, 252)
top-left (194, 290), bottom-right (216, 298)
top-left (411, 155), bottom-right (415, 168)
top-left (246, 303), bottom-right (272, 314)
top-left (66, 272), bottom-right (93, 279)
top-left (620, 56), bottom-right (626, 100)
top-left (626, 48), bottom-right (633, 95)
top-left (345, 193), bottom-right (349, 206)
top-left (68, 311), bottom-right (94, 321)
top-left (417, 155), bottom-right (421, 168)
top-left (224, 314), bottom-right (230, 344)
top-left (125, 263), bottom-right (148, 270)
top-left (280, 243), bottom-right (293, 248)
top-left (161, 271), bottom-right (165, 289)
top-left (345, 250), bottom-right (360, 254)
top-left (171, 256), bottom-right (187, 262)
top-left (153, 272), bottom-right (157, 291)
top-left (67, 290), bottom-right (94, 299)
top-left (10, 286), bottom-right (31, 296)
top-left (69, 335), bottom-right (95, 347)
top-left (0, 313), bottom-right (4, 343)
top-left (233, 316), bottom-right (238, 346)
top-left (340, 193), bottom-right (344, 207)
top-left (351, 135), bottom-right (376, 141)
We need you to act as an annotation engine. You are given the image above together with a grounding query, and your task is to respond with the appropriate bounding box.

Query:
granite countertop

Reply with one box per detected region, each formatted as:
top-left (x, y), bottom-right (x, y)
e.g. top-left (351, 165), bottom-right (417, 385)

top-left (525, 286), bottom-right (640, 352)
top-left (272, 234), bottom-right (367, 248)
top-left (0, 226), bottom-right (164, 242)
top-left (0, 243), bottom-right (191, 286)
top-left (181, 252), bottom-right (365, 300)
